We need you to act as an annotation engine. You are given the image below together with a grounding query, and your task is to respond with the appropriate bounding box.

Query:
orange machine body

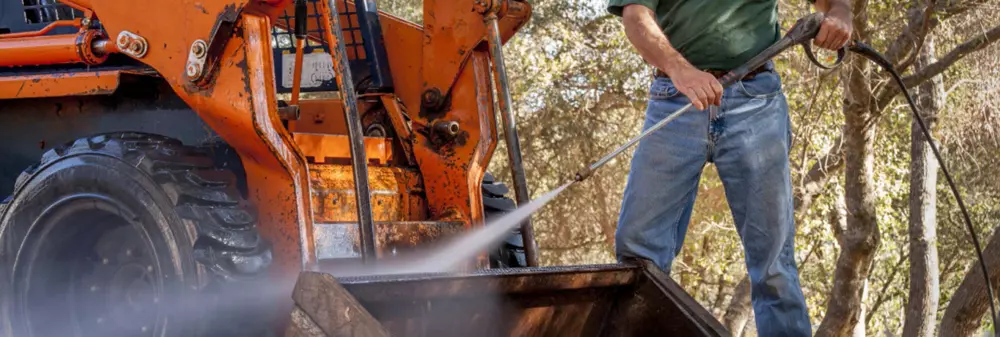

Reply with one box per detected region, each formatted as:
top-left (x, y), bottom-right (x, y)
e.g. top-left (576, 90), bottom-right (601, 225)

top-left (0, 0), bottom-right (530, 277)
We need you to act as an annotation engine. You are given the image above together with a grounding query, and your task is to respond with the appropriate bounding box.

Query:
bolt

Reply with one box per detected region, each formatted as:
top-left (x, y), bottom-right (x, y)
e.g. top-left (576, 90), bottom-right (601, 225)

top-left (117, 35), bottom-right (129, 48)
top-left (81, 17), bottom-right (91, 26)
top-left (147, 265), bottom-right (153, 272)
top-left (90, 285), bottom-right (99, 292)
top-left (102, 258), bottom-right (109, 265)
top-left (129, 41), bottom-right (143, 53)
top-left (125, 249), bottom-right (132, 257)
top-left (422, 88), bottom-right (443, 110)
top-left (192, 40), bottom-right (207, 58)
top-left (141, 326), bottom-right (148, 332)
top-left (97, 317), bottom-right (104, 324)
top-left (153, 297), bottom-right (159, 304)
top-left (186, 63), bottom-right (201, 78)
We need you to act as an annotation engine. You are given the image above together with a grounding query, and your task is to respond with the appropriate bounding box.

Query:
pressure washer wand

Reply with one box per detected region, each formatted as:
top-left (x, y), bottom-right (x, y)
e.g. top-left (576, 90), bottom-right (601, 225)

top-left (573, 13), bottom-right (829, 182)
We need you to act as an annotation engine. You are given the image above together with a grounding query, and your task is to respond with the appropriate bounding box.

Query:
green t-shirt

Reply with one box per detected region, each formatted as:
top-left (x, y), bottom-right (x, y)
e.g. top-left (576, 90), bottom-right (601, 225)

top-left (607, 0), bottom-right (781, 70)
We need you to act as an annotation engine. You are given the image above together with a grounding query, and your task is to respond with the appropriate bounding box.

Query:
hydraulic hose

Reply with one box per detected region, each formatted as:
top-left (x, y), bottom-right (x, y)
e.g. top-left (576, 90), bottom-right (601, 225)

top-left (849, 41), bottom-right (998, 335)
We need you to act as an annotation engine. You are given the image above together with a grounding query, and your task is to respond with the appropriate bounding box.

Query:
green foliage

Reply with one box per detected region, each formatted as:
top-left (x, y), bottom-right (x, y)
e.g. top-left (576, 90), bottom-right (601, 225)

top-left (374, 0), bottom-right (1000, 332)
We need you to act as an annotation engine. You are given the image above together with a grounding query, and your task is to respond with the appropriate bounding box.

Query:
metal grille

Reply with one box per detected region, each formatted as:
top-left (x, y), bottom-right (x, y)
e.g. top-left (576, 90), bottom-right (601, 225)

top-left (271, 0), bottom-right (370, 93)
top-left (21, 0), bottom-right (81, 24)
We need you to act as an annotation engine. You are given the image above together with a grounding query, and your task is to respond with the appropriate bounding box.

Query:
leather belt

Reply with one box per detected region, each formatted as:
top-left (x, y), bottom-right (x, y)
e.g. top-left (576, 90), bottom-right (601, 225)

top-left (654, 65), bottom-right (770, 80)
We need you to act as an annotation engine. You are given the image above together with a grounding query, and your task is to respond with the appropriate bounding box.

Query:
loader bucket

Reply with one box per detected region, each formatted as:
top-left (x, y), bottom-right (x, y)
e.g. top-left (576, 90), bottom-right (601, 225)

top-left (284, 261), bottom-right (730, 337)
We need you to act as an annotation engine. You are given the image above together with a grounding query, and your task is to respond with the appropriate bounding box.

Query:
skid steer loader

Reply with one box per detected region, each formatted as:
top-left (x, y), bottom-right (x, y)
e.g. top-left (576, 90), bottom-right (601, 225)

top-left (0, 0), bottom-right (728, 336)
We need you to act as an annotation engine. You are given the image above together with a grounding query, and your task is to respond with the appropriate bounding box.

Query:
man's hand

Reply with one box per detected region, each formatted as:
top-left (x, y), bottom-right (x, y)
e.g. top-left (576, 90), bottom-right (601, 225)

top-left (621, 4), bottom-right (722, 110)
top-left (663, 58), bottom-right (722, 110)
top-left (814, 0), bottom-right (853, 50)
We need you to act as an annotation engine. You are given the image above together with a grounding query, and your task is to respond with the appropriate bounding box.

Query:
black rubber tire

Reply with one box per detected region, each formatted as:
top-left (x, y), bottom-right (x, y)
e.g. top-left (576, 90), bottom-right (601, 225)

top-left (483, 172), bottom-right (528, 268)
top-left (0, 132), bottom-right (273, 337)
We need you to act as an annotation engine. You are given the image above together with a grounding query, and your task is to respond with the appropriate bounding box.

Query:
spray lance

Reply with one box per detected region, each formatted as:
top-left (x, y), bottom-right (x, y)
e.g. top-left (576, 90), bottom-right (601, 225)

top-left (566, 12), bottom-right (999, 331)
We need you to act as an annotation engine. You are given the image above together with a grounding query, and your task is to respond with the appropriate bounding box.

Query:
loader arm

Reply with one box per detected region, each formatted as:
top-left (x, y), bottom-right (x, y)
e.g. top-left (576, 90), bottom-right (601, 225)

top-left (0, 0), bottom-right (530, 271)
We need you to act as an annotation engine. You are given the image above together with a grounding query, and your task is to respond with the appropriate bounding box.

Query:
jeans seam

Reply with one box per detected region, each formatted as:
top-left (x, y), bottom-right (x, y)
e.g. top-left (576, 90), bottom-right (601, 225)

top-left (735, 73), bottom-right (783, 99)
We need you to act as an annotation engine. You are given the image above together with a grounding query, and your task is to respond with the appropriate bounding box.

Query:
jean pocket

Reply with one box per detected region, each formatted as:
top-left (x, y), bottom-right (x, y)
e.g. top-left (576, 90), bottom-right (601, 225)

top-left (736, 71), bottom-right (783, 98)
top-left (649, 78), bottom-right (682, 101)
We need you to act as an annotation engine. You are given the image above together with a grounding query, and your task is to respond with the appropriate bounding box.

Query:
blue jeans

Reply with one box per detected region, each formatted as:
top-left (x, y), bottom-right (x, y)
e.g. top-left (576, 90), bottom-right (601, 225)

top-left (615, 66), bottom-right (812, 336)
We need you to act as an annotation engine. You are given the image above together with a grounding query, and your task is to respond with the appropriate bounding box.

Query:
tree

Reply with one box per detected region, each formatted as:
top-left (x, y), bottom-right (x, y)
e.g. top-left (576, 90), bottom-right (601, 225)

top-left (902, 34), bottom-right (942, 337)
top-left (938, 226), bottom-right (1000, 337)
top-left (816, 0), bottom-right (1000, 334)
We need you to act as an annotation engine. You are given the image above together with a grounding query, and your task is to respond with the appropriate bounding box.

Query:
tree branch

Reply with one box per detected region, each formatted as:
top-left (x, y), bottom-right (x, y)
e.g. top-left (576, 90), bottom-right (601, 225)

top-left (875, 23), bottom-right (1000, 111)
top-left (864, 251), bottom-right (909, 329)
top-left (885, 0), bottom-right (937, 67)
top-left (902, 23), bottom-right (1000, 88)
top-left (886, 0), bottom-right (991, 64)
top-left (795, 135), bottom-right (846, 212)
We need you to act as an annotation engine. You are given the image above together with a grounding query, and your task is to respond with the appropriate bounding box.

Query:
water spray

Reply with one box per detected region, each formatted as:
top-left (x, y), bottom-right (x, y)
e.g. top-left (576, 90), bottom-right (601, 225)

top-left (374, 13), bottom-right (997, 332)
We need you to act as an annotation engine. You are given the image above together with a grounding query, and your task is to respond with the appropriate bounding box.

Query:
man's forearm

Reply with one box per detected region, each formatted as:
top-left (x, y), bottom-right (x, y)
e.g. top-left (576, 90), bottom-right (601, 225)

top-left (621, 5), bottom-right (690, 76)
top-left (814, 0), bottom-right (851, 14)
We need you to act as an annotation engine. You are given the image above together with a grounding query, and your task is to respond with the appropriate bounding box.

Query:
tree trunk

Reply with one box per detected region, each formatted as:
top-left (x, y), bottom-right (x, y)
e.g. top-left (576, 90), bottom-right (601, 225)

top-left (723, 277), bottom-right (753, 336)
top-left (902, 35), bottom-right (942, 337)
top-left (815, 52), bottom-right (881, 337)
top-left (938, 225), bottom-right (1000, 337)
top-left (852, 280), bottom-right (868, 337)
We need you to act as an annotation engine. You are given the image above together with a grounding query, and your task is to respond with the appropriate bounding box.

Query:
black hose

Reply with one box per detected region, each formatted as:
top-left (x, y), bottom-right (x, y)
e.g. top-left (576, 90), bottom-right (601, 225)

top-left (849, 41), bottom-right (998, 335)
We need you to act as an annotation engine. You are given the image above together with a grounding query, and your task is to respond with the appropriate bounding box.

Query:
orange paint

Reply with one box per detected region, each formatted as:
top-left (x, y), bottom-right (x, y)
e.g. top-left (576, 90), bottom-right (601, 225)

top-left (309, 164), bottom-right (426, 223)
top-left (294, 133), bottom-right (395, 165)
top-left (0, 70), bottom-right (121, 99)
top-left (0, 0), bottom-right (534, 277)
top-left (0, 19), bottom-right (83, 39)
top-left (0, 32), bottom-right (107, 67)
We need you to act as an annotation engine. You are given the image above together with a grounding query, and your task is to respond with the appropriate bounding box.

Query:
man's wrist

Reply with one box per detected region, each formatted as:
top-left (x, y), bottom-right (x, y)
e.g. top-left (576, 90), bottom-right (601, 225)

top-left (658, 51), bottom-right (692, 76)
top-left (825, 1), bottom-right (851, 15)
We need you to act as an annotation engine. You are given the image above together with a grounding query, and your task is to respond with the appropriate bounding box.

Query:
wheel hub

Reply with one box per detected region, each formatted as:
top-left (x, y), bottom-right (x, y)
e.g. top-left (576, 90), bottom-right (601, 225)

top-left (14, 200), bottom-right (164, 337)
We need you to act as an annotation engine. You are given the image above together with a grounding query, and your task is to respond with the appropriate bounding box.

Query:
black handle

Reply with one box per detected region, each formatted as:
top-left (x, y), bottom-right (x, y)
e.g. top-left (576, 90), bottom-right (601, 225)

top-left (803, 39), bottom-right (848, 70)
top-left (295, 0), bottom-right (308, 40)
top-left (719, 12), bottom-right (845, 86)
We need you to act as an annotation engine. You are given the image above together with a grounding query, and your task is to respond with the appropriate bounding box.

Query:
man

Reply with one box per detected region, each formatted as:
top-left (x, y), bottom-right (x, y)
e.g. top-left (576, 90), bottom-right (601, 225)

top-left (607, 0), bottom-right (852, 335)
